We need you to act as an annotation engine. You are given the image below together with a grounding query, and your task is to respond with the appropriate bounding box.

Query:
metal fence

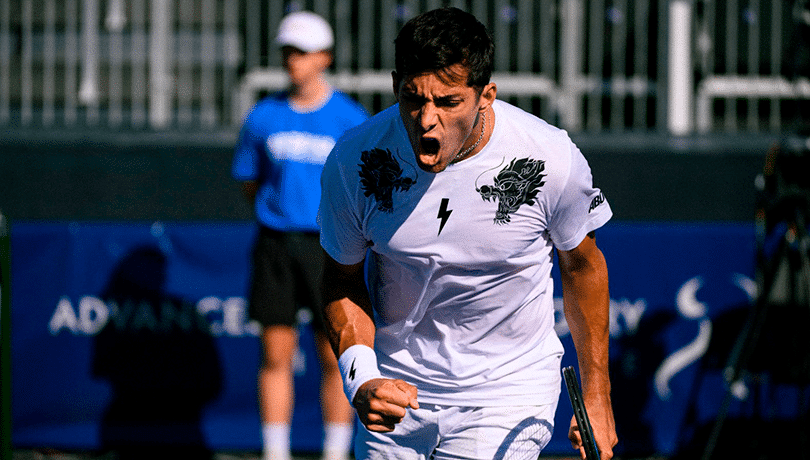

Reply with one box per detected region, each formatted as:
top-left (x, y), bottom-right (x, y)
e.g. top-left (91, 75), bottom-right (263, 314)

top-left (1, 0), bottom-right (808, 134)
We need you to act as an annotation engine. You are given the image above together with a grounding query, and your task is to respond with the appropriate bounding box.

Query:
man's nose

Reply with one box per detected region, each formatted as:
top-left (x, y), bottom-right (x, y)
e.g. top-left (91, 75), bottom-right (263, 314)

top-left (417, 104), bottom-right (438, 131)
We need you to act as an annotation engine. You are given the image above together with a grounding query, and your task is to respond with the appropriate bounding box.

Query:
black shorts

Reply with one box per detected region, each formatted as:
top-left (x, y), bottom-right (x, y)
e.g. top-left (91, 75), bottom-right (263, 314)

top-left (249, 226), bottom-right (326, 331)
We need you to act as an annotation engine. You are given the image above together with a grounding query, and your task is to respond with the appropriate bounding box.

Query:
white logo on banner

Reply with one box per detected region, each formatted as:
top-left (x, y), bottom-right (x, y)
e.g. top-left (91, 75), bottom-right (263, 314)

top-left (48, 295), bottom-right (261, 337)
top-left (653, 274), bottom-right (756, 400)
top-left (654, 277), bottom-right (713, 400)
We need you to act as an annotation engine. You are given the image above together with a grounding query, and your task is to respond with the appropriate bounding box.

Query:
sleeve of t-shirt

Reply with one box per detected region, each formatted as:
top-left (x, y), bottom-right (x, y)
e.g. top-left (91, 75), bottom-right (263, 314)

top-left (548, 138), bottom-right (612, 251)
top-left (318, 145), bottom-right (369, 265)
top-left (332, 92), bottom-right (369, 133)
top-left (231, 110), bottom-right (262, 181)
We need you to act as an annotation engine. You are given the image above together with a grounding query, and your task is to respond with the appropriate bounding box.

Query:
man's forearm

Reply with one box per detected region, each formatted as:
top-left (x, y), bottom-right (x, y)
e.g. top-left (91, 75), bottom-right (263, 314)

top-left (324, 296), bottom-right (376, 356)
top-left (321, 255), bottom-right (376, 357)
top-left (563, 268), bottom-right (610, 396)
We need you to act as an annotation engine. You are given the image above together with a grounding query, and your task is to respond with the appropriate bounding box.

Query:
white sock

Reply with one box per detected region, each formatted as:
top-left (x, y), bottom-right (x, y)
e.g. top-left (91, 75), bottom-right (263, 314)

top-left (262, 423), bottom-right (292, 460)
top-left (322, 422), bottom-right (354, 460)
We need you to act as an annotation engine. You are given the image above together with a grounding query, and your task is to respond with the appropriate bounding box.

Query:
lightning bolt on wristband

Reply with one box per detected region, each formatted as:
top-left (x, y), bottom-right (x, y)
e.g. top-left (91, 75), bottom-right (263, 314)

top-left (338, 344), bottom-right (383, 404)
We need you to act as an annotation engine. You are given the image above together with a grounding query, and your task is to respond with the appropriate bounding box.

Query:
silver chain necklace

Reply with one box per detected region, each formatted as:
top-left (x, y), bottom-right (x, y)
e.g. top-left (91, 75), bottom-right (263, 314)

top-left (452, 111), bottom-right (486, 163)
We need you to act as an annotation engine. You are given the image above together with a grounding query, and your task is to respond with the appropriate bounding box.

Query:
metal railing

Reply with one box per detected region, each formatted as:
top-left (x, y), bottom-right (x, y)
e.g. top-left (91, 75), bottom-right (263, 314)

top-left (1, 0), bottom-right (808, 134)
top-left (1, 0), bottom-right (241, 129)
top-left (691, 0), bottom-right (810, 132)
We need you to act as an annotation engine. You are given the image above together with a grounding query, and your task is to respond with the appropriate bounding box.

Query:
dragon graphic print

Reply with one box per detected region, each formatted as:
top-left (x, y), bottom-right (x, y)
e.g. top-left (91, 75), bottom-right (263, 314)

top-left (358, 148), bottom-right (416, 213)
top-left (477, 157), bottom-right (547, 224)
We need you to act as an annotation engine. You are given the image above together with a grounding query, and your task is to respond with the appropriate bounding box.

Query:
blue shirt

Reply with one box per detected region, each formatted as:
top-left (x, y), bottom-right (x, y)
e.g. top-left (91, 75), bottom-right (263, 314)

top-left (232, 90), bottom-right (368, 231)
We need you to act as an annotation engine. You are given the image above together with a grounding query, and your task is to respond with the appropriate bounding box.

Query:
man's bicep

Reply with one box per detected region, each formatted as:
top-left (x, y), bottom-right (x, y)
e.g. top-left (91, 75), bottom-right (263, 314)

top-left (557, 232), bottom-right (609, 327)
top-left (557, 231), bottom-right (602, 276)
top-left (323, 252), bottom-right (365, 293)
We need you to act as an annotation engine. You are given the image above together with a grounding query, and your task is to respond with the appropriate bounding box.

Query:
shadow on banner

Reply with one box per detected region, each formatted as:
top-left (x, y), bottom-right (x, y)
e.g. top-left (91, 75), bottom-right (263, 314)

top-left (91, 245), bottom-right (223, 460)
top-left (609, 308), bottom-right (678, 457)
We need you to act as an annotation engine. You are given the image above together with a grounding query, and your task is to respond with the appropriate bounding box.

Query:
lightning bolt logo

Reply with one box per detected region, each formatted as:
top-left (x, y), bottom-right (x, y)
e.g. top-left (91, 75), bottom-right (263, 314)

top-left (349, 358), bottom-right (356, 380)
top-left (437, 198), bottom-right (452, 236)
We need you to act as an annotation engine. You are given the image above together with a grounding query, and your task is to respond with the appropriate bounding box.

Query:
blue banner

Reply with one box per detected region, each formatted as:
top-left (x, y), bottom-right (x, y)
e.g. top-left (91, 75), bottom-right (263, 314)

top-left (11, 221), bottom-right (757, 456)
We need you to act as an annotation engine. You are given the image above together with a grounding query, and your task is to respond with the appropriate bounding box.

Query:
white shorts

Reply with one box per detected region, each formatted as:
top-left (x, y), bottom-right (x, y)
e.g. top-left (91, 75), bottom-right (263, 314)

top-left (354, 402), bottom-right (558, 460)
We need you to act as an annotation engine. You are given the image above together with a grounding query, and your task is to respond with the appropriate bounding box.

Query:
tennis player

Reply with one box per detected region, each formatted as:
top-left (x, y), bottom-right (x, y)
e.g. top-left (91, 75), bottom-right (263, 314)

top-left (319, 7), bottom-right (618, 460)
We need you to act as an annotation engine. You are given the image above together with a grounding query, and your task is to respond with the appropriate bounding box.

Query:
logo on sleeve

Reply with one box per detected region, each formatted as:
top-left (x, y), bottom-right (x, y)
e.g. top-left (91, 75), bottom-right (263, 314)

top-left (349, 358), bottom-right (357, 380)
top-left (358, 148), bottom-right (416, 213)
top-left (477, 158), bottom-right (546, 224)
top-left (589, 192), bottom-right (605, 213)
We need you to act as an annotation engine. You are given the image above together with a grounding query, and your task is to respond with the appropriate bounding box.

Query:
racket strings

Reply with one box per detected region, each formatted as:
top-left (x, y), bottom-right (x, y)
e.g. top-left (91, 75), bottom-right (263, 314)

top-left (493, 416), bottom-right (552, 460)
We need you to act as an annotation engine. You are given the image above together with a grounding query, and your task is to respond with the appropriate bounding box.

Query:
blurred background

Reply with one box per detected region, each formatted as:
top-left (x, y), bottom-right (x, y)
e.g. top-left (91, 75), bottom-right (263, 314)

top-left (1, 0), bottom-right (809, 459)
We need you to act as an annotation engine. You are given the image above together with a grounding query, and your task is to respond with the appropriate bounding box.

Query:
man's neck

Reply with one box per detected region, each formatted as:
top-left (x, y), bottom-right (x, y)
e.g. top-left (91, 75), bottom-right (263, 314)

top-left (289, 77), bottom-right (331, 110)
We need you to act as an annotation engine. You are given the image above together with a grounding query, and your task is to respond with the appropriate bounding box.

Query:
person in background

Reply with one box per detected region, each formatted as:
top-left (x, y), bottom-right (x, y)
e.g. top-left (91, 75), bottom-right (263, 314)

top-left (232, 10), bottom-right (368, 460)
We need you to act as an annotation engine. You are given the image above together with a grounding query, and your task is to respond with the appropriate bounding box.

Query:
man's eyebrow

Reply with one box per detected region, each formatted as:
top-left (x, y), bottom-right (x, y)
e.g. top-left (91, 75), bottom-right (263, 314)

top-left (434, 94), bottom-right (462, 102)
top-left (400, 88), bottom-right (463, 101)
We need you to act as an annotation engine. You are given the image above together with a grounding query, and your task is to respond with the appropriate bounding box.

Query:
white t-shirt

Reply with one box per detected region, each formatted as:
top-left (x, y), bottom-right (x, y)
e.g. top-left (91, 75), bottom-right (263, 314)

top-left (319, 99), bottom-right (612, 406)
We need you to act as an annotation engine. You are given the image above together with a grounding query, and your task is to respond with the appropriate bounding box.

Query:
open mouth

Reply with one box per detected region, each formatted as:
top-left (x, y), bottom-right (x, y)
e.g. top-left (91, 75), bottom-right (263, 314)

top-left (420, 137), bottom-right (440, 155)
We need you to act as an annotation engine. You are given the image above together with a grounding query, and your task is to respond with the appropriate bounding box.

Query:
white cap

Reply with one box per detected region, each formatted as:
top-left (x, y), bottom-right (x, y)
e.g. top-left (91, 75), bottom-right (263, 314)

top-left (275, 11), bottom-right (334, 53)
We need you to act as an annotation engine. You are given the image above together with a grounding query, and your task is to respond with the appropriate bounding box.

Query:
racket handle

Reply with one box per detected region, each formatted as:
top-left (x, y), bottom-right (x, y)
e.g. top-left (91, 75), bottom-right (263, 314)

top-left (563, 366), bottom-right (601, 460)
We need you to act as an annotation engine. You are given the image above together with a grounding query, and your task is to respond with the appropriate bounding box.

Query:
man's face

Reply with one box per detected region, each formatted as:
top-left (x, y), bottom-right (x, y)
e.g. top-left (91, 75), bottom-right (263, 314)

top-left (281, 46), bottom-right (331, 87)
top-left (395, 64), bottom-right (491, 173)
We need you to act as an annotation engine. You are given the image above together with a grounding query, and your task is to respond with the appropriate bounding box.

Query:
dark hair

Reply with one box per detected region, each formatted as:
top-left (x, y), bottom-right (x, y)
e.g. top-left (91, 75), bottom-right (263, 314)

top-left (394, 7), bottom-right (494, 89)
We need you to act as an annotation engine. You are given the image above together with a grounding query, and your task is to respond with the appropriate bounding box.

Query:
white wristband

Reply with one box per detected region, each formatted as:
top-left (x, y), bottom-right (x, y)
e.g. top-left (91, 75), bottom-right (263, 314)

top-left (338, 344), bottom-right (383, 404)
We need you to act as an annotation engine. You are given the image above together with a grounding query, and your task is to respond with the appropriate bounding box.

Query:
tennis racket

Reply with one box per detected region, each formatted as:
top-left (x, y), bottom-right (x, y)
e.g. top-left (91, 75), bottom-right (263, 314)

top-left (563, 366), bottom-right (600, 460)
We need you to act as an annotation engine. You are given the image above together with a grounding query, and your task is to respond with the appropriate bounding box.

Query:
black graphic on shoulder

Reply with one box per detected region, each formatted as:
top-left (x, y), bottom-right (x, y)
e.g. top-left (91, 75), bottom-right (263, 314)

top-left (477, 158), bottom-right (546, 224)
top-left (359, 148), bottom-right (416, 213)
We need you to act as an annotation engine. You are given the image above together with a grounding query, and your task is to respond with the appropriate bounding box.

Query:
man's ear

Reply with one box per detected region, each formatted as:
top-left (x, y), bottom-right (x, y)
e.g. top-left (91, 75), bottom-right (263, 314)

top-left (316, 50), bottom-right (334, 72)
top-left (392, 71), bottom-right (400, 101)
top-left (323, 50), bottom-right (334, 68)
top-left (478, 82), bottom-right (497, 112)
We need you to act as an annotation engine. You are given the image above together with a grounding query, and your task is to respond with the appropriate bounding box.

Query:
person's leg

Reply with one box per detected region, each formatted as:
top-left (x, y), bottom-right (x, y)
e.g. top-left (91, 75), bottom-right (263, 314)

top-left (316, 332), bottom-right (355, 460)
top-left (250, 228), bottom-right (300, 460)
top-left (259, 325), bottom-right (298, 460)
